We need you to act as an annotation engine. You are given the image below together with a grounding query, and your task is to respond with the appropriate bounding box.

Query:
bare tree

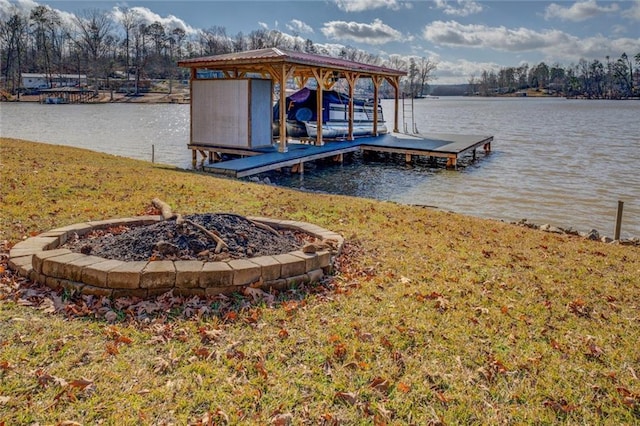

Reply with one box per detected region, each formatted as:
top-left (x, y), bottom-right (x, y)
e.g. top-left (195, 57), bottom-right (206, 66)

top-left (73, 9), bottom-right (114, 88)
top-left (29, 5), bottom-right (60, 84)
top-left (416, 57), bottom-right (437, 97)
top-left (0, 10), bottom-right (28, 94)
top-left (118, 7), bottom-right (138, 81)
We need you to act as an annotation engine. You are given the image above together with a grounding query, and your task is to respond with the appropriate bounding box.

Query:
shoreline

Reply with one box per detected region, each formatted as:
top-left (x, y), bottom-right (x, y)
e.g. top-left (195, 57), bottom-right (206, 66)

top-left (5, 90), bottom-right (189, 104)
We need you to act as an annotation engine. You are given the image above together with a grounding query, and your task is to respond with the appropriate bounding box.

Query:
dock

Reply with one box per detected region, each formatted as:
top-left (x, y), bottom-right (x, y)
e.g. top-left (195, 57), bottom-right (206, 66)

top-left (194, 132), bottom-right (493, 178)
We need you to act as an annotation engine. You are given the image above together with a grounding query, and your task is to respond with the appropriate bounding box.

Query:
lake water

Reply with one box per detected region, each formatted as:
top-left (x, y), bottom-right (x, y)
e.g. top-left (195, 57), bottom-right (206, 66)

top-left (1, 97), bottom-right (638, 238)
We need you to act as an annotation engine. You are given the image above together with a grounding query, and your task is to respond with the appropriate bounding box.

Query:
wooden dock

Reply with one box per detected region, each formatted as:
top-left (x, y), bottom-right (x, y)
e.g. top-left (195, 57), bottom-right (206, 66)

top-left (195, 132), bottom-right (493, 178)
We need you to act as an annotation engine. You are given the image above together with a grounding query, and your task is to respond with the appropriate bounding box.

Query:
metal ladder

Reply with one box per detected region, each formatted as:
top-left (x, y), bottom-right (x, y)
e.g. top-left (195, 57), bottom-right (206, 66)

top-left (402, 93), bottom-right (420, 134)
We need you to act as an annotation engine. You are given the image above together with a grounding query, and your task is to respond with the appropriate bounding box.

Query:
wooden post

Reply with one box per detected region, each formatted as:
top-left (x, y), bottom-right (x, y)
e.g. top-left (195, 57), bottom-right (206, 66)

top-left (345, 72), bottom-right (358, 141)
top-left (391, 76), bottom-right (401, 133)
top-left (614, 200), bottom-right (624, 240)
top-left (278, 64), bottom-right (288, 153)
top-left (152, 144), bottom-right (155, 163)
top-left (372, 76), bottom-right (382, 136)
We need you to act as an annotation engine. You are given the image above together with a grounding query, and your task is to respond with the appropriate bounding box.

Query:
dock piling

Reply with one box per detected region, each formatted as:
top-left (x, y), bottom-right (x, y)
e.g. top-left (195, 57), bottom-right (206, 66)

top-left (614, 200), bottom-right (624, 240)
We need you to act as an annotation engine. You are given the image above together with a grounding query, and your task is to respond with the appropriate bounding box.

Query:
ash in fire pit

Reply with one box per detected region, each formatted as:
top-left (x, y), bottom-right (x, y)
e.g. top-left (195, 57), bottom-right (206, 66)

top-left (64, 213), bottom-right (305, 262)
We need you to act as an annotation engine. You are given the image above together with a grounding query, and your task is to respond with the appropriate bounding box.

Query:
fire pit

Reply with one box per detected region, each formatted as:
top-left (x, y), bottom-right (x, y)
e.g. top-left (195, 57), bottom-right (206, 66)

top-left (7, 213), bottom-right (343, 298)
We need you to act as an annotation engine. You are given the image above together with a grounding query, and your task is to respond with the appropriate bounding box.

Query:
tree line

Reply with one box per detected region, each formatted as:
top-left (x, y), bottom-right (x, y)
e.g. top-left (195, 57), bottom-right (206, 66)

top-left (0, 6), bottom-right (436, 98)
top-left (468, 53), bottom-right (640, 99)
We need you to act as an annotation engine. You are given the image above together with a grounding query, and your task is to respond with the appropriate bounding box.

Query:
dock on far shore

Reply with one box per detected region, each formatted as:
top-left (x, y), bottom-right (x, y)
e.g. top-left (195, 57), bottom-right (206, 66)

top-left (190, 132), bottom-right (493, 178)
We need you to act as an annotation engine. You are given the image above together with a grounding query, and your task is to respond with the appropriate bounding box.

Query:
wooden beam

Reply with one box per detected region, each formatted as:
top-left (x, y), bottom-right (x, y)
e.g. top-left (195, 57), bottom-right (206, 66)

top-left (279, 63), bottom-right (288, 153)
top-left (385, 76), bottom-right (401, 133)
top-left (344, 72), bottom-right (359, 141)
top-left (311, 68), bottom-right (330, 146)
top-left (372, 76), bottom-right (383, 136)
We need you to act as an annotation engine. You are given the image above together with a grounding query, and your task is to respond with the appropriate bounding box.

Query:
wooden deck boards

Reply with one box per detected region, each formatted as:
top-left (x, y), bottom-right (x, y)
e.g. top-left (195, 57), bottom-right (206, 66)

top-left (198, 132), bottom-right (493, 178)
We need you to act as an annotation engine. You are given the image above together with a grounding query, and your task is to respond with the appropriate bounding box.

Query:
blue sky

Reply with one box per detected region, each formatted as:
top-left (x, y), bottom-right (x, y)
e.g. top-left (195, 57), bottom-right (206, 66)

top-left (2, 0), bottom-right (640, 83)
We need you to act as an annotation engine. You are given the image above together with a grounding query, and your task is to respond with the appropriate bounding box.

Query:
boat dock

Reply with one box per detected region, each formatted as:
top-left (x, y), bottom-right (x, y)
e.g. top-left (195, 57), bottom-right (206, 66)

top-left (196, 132), bottom-right (492, 178)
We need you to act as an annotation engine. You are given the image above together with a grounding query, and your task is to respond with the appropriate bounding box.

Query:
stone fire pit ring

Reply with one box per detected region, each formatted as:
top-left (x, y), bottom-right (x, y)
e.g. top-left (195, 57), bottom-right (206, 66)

top-left (7, 215), bottom-right (343, 298)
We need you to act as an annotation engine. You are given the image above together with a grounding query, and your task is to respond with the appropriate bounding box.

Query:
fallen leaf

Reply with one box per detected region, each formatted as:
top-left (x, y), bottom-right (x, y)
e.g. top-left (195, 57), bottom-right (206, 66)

top-left (194, 347), bottom-right (211, 359)
top-left (278, 328), bottom-right (289, 339)
top-left (255, 361), bottom-right (268, 379)
top-left (333, 343), bottom-right (347, 360)
top-left (335, 391), bottom-right (358, 406)
top-left (105, 342), bottom-right (119, 356)
top-left (397, 382), bottom-right (411, 393)
top-left (270, 412), bottom-right (293, 425)
top-left (198, 327), bottom-right (223, 343)
top-left (69, 378), bottom-right (93, 390)
top-left (370, 376), bottom-right (390, 394)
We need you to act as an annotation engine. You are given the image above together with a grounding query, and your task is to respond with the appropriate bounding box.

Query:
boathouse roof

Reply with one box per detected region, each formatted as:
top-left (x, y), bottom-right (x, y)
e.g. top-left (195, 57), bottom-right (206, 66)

top-left (178, 48), bottom-right (406, 79)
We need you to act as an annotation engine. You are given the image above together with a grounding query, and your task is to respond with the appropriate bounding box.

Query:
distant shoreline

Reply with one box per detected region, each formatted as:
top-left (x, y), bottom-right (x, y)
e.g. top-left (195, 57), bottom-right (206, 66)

top-left (3, 90), bottom-right (189, 104)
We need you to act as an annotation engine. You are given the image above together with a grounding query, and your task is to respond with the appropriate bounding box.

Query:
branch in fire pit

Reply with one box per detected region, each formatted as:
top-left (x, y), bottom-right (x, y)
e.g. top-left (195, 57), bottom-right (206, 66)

top-left (152, 198), bottom-right (228, 254)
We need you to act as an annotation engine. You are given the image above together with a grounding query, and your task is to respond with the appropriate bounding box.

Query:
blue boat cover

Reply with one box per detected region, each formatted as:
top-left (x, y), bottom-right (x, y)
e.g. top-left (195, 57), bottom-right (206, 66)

top-left (273, 88), bottom-right (365, 123)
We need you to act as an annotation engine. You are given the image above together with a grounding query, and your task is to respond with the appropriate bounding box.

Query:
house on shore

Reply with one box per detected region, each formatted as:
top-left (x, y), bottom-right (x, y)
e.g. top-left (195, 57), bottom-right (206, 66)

top-left (21, 73), bottom-right (87, 90)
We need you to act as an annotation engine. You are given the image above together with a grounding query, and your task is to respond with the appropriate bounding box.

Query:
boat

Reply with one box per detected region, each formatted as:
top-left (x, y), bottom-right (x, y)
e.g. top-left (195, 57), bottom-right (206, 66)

top-left (273, 87), bottom-right (386, 139)
top-left (304, 120), bottom-right (387, 139)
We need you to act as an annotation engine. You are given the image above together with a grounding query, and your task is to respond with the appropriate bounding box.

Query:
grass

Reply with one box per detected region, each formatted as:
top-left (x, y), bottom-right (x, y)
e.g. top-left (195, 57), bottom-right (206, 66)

top-left (1, 137), bottom-right (639, 424)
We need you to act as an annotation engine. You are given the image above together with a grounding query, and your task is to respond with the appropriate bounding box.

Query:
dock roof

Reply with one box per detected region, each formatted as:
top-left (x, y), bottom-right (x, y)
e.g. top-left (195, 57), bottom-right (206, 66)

top-left (178, 47), bottom-right (406, 80)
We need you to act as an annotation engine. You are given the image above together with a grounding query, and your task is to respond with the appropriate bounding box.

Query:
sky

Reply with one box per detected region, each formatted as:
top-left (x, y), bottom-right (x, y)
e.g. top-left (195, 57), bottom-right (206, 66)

top-left (2, 0), bottom-right (640, 83)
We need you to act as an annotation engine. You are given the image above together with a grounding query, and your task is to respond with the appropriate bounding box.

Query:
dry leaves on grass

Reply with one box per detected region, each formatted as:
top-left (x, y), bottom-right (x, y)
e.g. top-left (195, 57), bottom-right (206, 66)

top-left (0, 239), bottom-right (364, 326)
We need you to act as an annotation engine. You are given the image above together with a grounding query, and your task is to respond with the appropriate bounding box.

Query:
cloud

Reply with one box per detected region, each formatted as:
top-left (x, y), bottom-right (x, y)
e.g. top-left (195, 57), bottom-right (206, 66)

top-left (625, 0), bottom-right (640, 21)
top-left (433, 0), bottom-right (483, 17)
top-left (0, 0), bottom-right (36, 17)
top-left (111, 6), bottom-right (197, 35)
top-left (436, 58), bottom-right (502, 84)
top-left (321, 18), bottom-right (403, 45)
top-left (286, 19), bottom-right (313, 34)
top-left (544, 0), bottom-right (619, 22)
top-left (0, 0), bottom-right (76, 28)
top-left (332, 0), bottom-right (402, 12)
top-left (258, 21), bottom-right (269, 29)
top-left (423, 20), bottom-right (640, 64)
top-left (423, 20), bottom-right (571, 52)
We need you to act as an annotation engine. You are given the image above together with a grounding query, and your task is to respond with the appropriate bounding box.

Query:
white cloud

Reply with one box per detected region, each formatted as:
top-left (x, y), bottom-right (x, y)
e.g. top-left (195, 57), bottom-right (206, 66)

top-left (423, 20), bottom-right (640, 64)
top-left (433, 0), bottom-right (483, 17)
top-left (0, 0), bottom-right (76, 29)
top-left (311, 42), bottom-right (350, 57)
top-left (286, 19), bottom-right (313, 34)
top-left (625, 0), bottom-right (640, 21)
top-left (332, 0), bottom-right (402, 12)
top-left (424, 20), bottom-right (571, 52)
top-left (611, 24), bottom-right (627, 35)
top-left (0, 0), bottom-right (36, 18)
top-left (544, 0), bottom-right (619, 22)
top-left (436, 58), bottom-right (501, 84)
top-left (111, 6), bottom-right (197, 35)
top-left (322, 18), bottom-right (404, 45)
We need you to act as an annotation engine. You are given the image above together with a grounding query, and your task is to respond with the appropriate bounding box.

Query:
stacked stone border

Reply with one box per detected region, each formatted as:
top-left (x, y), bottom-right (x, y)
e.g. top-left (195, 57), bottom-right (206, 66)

top-left (7, 215), bottom-right (344, 298)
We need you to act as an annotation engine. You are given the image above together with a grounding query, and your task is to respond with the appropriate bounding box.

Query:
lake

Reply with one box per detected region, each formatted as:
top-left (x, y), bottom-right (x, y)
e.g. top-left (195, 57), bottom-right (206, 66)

top-left (1, 97), bottom-right (638, 238)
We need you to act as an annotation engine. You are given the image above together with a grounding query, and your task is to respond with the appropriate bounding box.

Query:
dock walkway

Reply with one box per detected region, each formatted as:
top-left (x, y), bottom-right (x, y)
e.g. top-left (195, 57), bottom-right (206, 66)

top-left (196, 132), bottom-right (493, 178)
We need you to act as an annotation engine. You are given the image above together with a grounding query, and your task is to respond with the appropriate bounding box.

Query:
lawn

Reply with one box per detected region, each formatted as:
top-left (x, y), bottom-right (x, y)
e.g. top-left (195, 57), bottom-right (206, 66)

top-left (1, 137), bottom-right (639, 424)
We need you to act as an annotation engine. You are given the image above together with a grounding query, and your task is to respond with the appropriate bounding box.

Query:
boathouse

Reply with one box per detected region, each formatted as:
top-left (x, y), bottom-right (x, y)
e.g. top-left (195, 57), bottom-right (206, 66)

top-left (178, 48), bottom-right (405, 157)
top-left (178, 48), bottom-right (492, 176)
